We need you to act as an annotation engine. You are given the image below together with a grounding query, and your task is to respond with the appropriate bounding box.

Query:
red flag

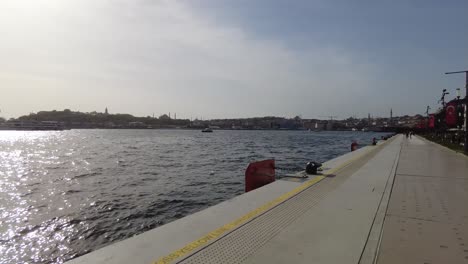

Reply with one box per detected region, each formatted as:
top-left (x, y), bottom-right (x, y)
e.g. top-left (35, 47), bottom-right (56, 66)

top-left (417, 120), bottom-right (426, 129)
top-left (445, 101), bottom-right (457, 127)
top-left (429, 114), bottom-right (435, 128)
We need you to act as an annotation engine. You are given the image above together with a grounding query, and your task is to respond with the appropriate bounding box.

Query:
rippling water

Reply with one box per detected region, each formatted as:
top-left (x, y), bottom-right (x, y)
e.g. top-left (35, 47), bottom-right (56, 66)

top-left (0, 129), bottom-right (388, 263)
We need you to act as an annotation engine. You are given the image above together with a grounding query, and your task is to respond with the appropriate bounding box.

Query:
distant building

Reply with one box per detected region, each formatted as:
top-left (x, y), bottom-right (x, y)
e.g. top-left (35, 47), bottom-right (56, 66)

top-left (303, 120), bottom-right (326, 130)
top-left (105, 121), bottom-right (115, 128)
top-left (159, 114), bottom-right (170, 120)
top-left (128, 121), bottom-right (145, 128)
top-left (105, 107), bottom-right (108, 115)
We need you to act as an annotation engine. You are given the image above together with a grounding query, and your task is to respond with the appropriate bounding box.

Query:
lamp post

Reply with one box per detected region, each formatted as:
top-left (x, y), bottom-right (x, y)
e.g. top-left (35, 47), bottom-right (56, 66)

top-left (439, 89), bottom-right (450, 107)
top-left (445, 71), bottom-right (468, 154)
top-left (455, 88), bottom-right (463, 130)
top-left (425, 106), bottom-right (431, 130)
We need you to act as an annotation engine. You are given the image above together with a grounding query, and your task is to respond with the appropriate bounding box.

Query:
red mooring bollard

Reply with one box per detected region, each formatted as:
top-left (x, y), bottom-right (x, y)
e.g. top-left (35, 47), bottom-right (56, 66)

top-left (245, 159), bottom-right (275, 192)
top-left (351, 141), bottom-right (358, 151)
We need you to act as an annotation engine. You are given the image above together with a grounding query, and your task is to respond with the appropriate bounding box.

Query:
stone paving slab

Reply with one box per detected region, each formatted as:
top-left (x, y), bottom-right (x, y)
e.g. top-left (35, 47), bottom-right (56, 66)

top-left (376, 136), bottom-right (468, 264)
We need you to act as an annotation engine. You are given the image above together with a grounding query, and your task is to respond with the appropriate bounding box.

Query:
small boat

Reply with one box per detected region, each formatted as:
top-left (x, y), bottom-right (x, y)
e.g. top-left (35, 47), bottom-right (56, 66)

top-left (201, 128), bottom-right (213, 133)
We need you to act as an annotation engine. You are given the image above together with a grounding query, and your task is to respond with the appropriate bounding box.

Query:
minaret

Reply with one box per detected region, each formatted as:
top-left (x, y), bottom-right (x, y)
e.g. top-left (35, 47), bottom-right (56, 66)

top-left (105, 107), bottom-right (108, 115)
top-left (390, 108), bottom-right (393, 125)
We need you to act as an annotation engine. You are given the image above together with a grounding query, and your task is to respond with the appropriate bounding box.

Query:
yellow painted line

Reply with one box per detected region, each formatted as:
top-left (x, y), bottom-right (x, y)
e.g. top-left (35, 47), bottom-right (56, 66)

top-left (153, 139), bottom-right (392, 264)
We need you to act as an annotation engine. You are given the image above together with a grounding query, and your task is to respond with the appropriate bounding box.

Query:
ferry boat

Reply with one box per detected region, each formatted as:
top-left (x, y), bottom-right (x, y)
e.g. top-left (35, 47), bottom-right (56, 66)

top-left (201, 128), bottom-right (213, 133)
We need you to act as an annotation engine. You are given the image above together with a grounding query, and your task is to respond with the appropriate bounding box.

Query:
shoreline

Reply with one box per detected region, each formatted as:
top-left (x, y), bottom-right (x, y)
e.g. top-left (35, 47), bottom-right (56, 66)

top-left (0, 127), bottom-right (392, 132)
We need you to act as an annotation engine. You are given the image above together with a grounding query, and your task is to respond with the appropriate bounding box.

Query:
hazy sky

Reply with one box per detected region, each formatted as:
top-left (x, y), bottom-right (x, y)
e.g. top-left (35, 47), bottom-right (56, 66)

top-left (1, 0), bottom-right (467, 119)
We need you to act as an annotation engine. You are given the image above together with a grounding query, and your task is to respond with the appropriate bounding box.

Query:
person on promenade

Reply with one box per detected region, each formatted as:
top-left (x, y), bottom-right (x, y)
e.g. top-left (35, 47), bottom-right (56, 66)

top-left (372, 137), bottom-right (377, 145)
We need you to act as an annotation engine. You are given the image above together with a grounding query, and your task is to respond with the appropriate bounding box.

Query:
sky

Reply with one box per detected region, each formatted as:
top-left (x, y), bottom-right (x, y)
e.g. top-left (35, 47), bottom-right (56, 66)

top-left (1, 0), bottom-right (467, 119)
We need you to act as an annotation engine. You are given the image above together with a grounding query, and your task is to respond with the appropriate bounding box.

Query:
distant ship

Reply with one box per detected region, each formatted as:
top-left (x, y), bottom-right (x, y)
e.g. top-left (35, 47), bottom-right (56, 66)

top-left (0, 121), bottom-right (66, 131)
top-left (201, 128), bottom-right (213, 133)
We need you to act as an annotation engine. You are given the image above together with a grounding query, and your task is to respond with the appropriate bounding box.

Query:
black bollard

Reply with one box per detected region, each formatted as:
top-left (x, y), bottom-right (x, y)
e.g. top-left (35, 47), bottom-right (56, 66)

top-left (306, 161), bottom-right (322, 175)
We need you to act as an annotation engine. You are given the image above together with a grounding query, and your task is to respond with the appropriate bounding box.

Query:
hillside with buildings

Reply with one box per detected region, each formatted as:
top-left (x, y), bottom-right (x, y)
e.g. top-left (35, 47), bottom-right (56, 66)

top-left (0, 109), bottom-right (425, 131)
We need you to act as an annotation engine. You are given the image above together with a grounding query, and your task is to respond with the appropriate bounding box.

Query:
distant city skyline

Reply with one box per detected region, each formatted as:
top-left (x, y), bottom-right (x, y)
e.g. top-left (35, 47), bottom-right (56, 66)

top-left (8, 108), bottom-right (425, 131)
top-left (3, 107), bottom-right (418, 121)
top-left (1, 0), bottom-right (467, 119)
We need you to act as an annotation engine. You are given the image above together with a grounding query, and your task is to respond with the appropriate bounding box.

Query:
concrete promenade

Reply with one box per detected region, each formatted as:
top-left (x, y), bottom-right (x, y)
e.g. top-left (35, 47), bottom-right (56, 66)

top-left (67, 135), bottom-right (468, 264)
top-left (376, 136), bottom-right (468, 264)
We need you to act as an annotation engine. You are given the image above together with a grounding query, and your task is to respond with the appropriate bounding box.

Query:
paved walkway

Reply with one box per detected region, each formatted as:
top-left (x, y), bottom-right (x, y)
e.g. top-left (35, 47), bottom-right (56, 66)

top-left (376, 136), bottom-right (468, 264)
